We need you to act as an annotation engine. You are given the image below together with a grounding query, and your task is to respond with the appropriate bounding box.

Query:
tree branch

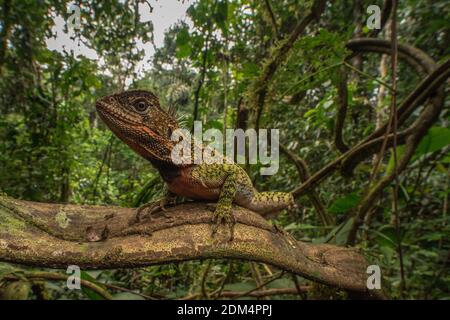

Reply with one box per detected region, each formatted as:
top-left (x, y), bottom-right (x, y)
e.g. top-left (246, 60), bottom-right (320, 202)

top-left (262, 0), bottom-right (278, 37)
top-left (1, 271), bottom-right (113, 300)
top-left (291, 42), bottom-right (448, 198)
top-left (183, 287), bottom-right (311, 300)
top-left (368, 0), bottom-right (393, 38)
top-left (341, 58), bottom-right (449, 176)
top-left (0, 195), bottom-right (381, 298)
top-left (249, 0), bottom-right (327, 131)
top-left (334, 66), bottom-right (350, 153)
top-left (346, 61), bottom-right (448, 244)
top-left (193, 32), bottom-right (210, 125)
top-left (0, 0), bottom-right (12, 76)
top-left (280, 144), bottom-right (334, 225)
top-left (346, 38), bottom-right (435, 76)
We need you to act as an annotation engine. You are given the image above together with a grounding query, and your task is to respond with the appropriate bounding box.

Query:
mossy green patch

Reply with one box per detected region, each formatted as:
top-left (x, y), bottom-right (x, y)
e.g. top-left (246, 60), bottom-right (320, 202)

top-left (55, 210), bottom-right (71, 229)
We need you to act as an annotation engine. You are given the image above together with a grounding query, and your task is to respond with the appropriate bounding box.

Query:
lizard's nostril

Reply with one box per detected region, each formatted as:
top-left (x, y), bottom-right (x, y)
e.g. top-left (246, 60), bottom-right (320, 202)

top-left (96, 97), bottom-right (115, 111)
top-left (95, 101), bottom-right (103, 110)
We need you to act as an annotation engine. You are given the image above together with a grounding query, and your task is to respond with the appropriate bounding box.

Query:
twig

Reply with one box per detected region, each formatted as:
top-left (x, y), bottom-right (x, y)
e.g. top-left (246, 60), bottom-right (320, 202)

top-left (334, 65), bottom-right (350, 153)
top-left (344, 62), bottom-right (396, 93)
top-left (280, 144), bottom-right (333, 225)
top-left (232, 271), bottom-right (285, 300)
top-left (212, 261), bottom-right (234, 299)
top-left (102, 282), bottom-right (159, 300)
top-left (181, 287), bottom-right (311, 299)
top-left (1, 271), bottom-right (112, 300)
top-left (201, 260), bottom-right (213, 299)
top-left (92, 136), bottom-right (114, 201)
top-left (368, 0), bottom-right (393, 38)
top-left (249, 262), bottom-right (266, 298)
top-left (263, 0), bottom-right (278, 36)
top-left (193, 32), bottom-right (211, 125)
top-left (291, 274), bottom-right (306, 299)
top-left (389, 1), bottom-right (406, 296)
top-left (250, 0), bottom-right (328, 131)
top-left (282, 62), bottom-right (343, 96)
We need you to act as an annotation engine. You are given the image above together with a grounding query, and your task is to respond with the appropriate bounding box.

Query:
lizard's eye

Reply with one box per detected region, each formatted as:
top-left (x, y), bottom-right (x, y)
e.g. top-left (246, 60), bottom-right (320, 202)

top-left (133, 100), bottom-right (149, 113)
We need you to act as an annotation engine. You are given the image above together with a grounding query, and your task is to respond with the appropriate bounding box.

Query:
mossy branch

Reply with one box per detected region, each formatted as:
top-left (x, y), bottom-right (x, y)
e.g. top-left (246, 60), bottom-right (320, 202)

top-left (334, 66), bottom-right (350, 153)
top-left (248, 0), bottom-right (327, 130)
top-left (0, 195), bottom-right (381, 298)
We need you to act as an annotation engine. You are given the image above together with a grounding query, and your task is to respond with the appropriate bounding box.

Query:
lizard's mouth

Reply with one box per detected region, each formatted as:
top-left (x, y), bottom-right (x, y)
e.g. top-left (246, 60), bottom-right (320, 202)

top-left (96, 99), bottom-right (143, 145)
top-left (95, 97), bottom-right (174, 162)
top-left (96, 98), bottom-right (144, 132)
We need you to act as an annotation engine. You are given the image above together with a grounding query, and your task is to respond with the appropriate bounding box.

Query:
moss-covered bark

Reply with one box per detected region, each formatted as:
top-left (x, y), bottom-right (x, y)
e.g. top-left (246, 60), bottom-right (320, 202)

top-left (0, 194), bottom-right (382, 298)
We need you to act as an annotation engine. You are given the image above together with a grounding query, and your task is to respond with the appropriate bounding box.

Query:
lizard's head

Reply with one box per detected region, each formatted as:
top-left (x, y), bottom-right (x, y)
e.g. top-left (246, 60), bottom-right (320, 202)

top-left (96, 90), bottom-right (180, 166)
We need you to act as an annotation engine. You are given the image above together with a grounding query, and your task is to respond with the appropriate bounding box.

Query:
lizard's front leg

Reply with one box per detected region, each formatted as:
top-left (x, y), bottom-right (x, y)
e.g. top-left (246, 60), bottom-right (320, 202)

top-left (211, 173), bottom-right (237, 241)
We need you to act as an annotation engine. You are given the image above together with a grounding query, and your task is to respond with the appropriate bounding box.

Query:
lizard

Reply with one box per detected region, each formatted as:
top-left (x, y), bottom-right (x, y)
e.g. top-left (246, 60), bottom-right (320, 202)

top-left (96, 89), bottom-right (295, 239)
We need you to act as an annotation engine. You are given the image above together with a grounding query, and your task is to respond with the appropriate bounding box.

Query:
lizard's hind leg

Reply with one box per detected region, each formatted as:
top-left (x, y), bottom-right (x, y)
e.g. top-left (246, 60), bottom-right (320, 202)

top-left (246, 192), bottom-right (296, 215)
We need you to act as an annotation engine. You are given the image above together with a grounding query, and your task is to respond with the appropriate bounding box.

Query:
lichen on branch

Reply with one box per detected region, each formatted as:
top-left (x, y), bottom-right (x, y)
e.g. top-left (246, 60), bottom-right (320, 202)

top-left (0, 194), bottom-right (381, 298)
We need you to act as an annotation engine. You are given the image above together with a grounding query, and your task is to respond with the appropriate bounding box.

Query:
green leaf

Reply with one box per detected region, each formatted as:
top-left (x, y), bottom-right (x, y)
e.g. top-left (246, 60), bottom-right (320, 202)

top-left (328, 192), bottom-right (360, 214)
top-left (414, 127), bottom-right (450, 160)
top-left (80, 271), bottom-right (107, 300)
top-left (223, 282), bottom-right (255, 292)
top-left (335, 217), bottom-right (355, 245)
top-left (214, 1), bottom-right (228, 35)
top-left (112, 292), bottom-right (145, 300)
top-left (176, 28), bottom-right (190, 46)
top-left (316, 217), bottom-right (354, 245)
top-left (176, 44), bottom-right (192, 59)
top-left (441, 155), bottom-right (450, 164)
top-left (420, 232), bottom-right (445, 241)
top-left (241, 62), bottom-right (259, 78)
top-left (386, 145), bottom-right (405, 176)
top-left (373, 225), bottom-right (397, 249)
top-left (84, 74), bottom-right (101, 89)
top-left (175, 28), bottom-right (192, 59)
top-left (205, 119), bottom-right (223, 131)
top-left (303, 108), bottom-right (316, 119)
top-left (266, 278), bottom-right (295, 289)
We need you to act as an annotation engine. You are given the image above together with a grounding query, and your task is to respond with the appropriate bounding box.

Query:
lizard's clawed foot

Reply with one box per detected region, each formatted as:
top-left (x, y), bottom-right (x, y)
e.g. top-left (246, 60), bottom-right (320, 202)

top-left (211, 204), bottom-right (236, 241)
top-left (135, 196), bottom-right (176, 224)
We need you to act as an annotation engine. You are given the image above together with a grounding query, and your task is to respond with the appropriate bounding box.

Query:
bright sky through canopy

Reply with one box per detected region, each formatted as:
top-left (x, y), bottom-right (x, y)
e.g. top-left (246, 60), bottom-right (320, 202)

top-left (46, 0), bottom-right (193, 75)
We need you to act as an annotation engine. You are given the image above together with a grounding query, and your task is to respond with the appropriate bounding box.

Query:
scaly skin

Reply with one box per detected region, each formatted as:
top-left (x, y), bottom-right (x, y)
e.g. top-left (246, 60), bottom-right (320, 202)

top-left (96, 90), bottom-right (295, 239)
